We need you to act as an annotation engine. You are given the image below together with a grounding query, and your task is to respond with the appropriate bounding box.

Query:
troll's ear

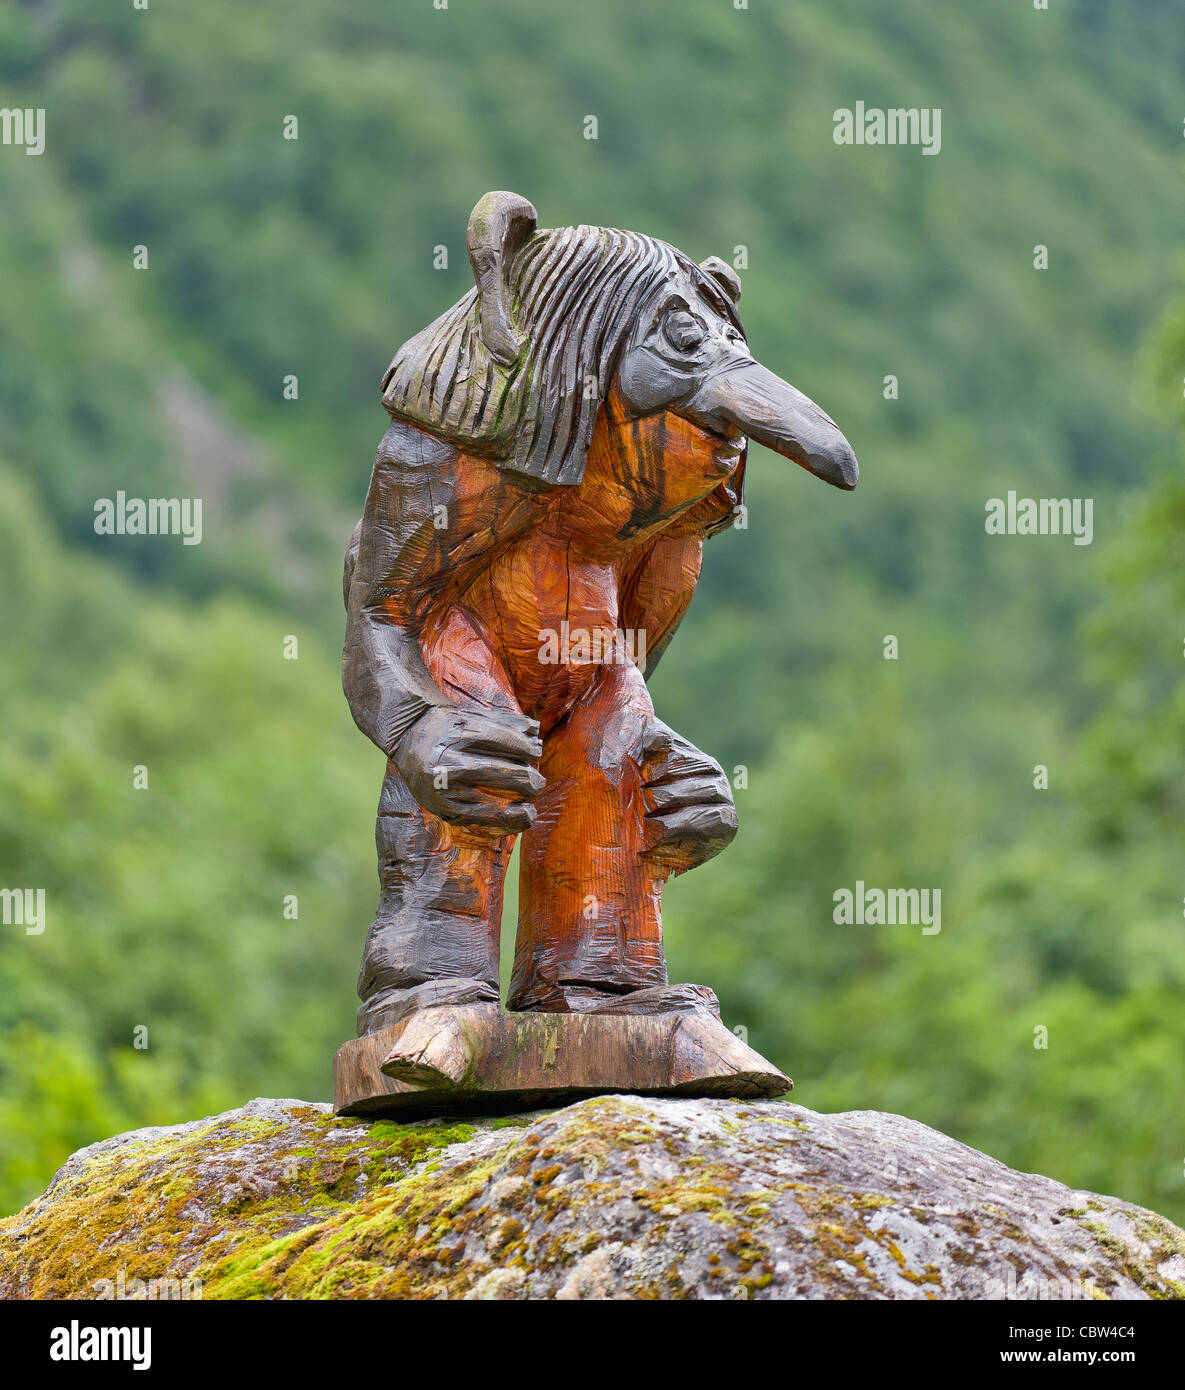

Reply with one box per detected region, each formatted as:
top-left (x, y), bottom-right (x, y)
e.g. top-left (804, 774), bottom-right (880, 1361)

top-left (467, 191), bottom-right (538, 367)
top-left (699, 255), bottom-right (742, 305)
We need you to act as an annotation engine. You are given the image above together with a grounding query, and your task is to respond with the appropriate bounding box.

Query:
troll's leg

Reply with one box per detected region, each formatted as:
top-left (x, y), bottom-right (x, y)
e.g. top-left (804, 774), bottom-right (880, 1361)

top-left (356, 608), bottom-right (519, 1036)
top-left (509, 659), bottom-right (735, 1015)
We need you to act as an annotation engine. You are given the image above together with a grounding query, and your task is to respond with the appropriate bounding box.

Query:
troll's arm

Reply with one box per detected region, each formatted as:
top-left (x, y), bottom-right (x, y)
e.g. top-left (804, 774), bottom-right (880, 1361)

top-left (343, 419), bottom-right (541, 758)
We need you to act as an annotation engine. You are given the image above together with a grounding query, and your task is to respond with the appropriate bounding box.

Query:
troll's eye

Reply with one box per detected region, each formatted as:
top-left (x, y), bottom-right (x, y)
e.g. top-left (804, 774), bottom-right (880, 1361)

top-left (662, 309), bottom-right (707, 353)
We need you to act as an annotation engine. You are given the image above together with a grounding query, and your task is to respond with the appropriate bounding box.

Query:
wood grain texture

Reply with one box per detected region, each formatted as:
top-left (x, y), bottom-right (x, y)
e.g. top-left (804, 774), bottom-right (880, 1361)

top-left (333, 1005), bottom-right (792, 1119)
top-left (342, 190), bottom-right (858, 1074)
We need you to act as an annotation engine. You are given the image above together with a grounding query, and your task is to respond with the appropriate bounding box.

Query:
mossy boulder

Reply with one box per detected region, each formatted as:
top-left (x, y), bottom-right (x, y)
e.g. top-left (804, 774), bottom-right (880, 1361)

top-left (2, 1094), bottom-right (1182, 1300)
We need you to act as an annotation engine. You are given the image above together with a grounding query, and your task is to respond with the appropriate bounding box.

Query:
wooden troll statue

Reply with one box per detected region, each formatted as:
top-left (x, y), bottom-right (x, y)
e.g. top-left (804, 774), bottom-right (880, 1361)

top-left (335, 192), bottom-right (858, 1113)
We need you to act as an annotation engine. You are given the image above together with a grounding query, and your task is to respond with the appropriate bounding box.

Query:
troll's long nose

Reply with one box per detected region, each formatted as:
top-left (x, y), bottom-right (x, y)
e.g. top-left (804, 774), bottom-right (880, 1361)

top-left (684, 361), bottom-right (859, 490)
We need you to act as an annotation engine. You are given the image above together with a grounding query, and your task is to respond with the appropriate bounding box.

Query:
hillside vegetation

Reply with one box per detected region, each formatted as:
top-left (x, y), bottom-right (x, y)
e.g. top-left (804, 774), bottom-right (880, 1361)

top-left (0, 0), bottom-right (1182, 1223)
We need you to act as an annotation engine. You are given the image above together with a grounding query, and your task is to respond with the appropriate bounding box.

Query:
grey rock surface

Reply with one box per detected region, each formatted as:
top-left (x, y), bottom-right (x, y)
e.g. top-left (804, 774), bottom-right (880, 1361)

top-left (1, 1094), bottom-right (1181, 1300)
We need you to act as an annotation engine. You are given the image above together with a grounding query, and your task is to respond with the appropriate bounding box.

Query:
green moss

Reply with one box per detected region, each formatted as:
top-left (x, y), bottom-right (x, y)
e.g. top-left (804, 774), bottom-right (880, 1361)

top-left (1073, 1209), bottom-right (1185, 1300)
top-left (0, 1104), bottom-right (489, 1301)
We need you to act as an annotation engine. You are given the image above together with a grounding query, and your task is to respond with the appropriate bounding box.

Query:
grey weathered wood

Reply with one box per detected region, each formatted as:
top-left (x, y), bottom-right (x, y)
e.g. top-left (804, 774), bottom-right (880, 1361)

top-left (333, 1005), bottom-right (791, 1118)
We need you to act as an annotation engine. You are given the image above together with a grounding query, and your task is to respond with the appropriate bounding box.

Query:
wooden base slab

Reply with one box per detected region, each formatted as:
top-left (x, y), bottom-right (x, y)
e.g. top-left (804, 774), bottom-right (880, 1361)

top-left (333, 1005), bottom-right (791, 1118)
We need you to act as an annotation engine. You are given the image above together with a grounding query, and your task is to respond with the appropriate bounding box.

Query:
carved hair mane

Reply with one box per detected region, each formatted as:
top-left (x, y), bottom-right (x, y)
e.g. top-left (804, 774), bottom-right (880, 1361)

top-left (380, 223), bottom-right (742, 487)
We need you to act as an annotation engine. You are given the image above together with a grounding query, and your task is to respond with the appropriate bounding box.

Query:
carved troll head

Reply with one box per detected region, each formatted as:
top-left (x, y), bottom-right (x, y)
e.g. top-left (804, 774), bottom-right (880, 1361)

top-left (380, 191), bottom-right (858, 495)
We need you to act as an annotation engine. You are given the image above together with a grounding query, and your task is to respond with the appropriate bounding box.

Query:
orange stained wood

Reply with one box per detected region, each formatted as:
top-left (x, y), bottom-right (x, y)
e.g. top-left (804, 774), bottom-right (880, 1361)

top-left (394, 389), bottom-right (746, 1002)
top-left (458, 386), bottom-right (744, 732)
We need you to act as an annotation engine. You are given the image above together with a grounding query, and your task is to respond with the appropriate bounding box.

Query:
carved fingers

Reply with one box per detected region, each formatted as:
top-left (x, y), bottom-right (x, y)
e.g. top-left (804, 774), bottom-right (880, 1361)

top-left (640, 722), bottom-right (738, 871)
top-left (395, 705), bottom-right (545, 834)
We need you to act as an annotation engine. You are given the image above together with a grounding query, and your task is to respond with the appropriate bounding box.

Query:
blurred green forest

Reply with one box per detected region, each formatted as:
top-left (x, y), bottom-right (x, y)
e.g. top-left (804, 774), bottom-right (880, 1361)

top-left (1, 0), bottom-right (1183, 1223)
